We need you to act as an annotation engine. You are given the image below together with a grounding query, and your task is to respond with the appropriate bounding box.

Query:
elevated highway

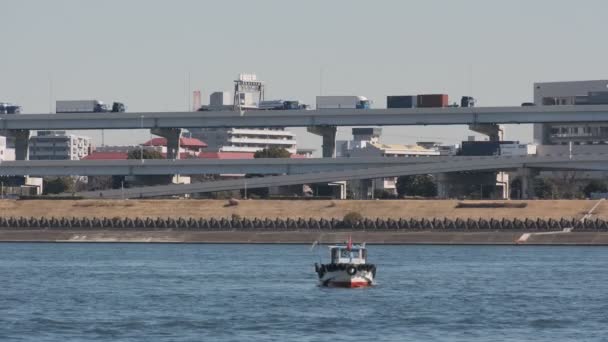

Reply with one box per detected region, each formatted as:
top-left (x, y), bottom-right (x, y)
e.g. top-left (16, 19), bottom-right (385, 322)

top-left (4, 154), bottom-right (608, 177)
top-left (1, 105), bottom-right (608, 130)
top-left (3, 105), bottom-right (608, 160)
top-left (0, 157), bottom-right (443, 176)
top-left (76, 154), bottom-right (608, 198)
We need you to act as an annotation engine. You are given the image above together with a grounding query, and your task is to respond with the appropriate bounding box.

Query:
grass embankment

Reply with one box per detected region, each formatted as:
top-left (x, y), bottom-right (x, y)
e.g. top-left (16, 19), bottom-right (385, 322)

top-left (0, 199), bottom-right (604, 220)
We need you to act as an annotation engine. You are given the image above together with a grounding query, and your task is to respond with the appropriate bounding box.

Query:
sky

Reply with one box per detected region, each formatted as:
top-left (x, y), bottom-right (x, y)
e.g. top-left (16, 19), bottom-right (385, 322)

top-left (1, 0), bottom-right (607, 152)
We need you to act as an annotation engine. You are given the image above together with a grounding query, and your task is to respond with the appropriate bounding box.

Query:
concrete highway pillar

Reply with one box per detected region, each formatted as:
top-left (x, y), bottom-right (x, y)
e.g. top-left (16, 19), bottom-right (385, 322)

top-left (519, 168), bottom-right (533, 199)
top-left (151, 128), bottom-right (181, 160)
top-left (307, 125), bottom-right (337, 158)
top-left (13, 130), bottom-right (30, 161)
top-left (468, 123), bottom-right (503, 142)
top-left (435, 173), bottom-right (449, 199)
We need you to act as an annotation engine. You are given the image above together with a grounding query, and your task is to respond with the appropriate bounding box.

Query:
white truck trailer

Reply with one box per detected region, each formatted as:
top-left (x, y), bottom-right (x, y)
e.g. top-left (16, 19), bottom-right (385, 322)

top-left (56, 100), bottom-right (108, 113)
top-left (316, 96), bottom-right (370, 109)
top-left (55, 100), bottom-right (126, 113)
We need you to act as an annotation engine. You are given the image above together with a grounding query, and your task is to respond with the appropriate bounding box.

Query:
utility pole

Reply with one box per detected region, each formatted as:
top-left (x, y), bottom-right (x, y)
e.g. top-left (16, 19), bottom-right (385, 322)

top-left (140, 115), bottom-right (145, 163)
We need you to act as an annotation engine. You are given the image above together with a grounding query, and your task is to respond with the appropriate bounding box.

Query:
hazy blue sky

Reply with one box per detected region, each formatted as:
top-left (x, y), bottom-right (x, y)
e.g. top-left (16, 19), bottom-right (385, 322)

top-left (2, 0), bottom-right (607, 151)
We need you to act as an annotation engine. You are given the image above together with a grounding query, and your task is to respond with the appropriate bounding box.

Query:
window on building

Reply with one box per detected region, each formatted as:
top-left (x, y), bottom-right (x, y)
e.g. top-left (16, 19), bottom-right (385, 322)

top-left (543, 97), bottom-right (557, 106)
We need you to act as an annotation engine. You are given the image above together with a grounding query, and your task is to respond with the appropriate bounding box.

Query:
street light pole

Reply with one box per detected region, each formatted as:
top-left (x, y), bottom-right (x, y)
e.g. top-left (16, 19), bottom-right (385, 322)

top-left (140, 115), bottom-right (144, 163)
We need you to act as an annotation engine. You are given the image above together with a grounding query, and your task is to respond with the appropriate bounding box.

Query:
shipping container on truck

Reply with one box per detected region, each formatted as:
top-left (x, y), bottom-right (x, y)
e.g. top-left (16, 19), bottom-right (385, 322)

top-left (316, 96), bottom-right (370, 109)
top-left (387, 95), bottom-right (417, 108)
top-left (460, 141), bottom-right (518, 156)
top-left (417, 94), bottom-right (449, 108)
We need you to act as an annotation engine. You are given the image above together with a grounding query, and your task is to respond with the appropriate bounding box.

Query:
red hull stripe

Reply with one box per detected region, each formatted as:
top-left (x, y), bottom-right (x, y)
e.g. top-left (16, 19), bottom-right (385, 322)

top-left (327, 281), bottom-right (370, 288)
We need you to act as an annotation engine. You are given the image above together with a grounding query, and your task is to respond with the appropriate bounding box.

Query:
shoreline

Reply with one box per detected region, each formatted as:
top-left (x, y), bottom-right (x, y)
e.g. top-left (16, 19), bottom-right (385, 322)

top-left (3, 230), bottom-right (608, 245)
top-left (1, 199), bottom-right (606, 220)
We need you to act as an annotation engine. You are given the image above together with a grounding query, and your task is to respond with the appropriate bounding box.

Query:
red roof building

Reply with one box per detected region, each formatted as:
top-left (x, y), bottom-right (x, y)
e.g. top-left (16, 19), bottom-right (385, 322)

top-left (83, 152), bottom-right (129, 160)
top-left (143, 137), bottom-right (207, 149)
top-left (140, 137), bottom-right (207, 157)
top-left (198, 152), bottom-right (255, 159)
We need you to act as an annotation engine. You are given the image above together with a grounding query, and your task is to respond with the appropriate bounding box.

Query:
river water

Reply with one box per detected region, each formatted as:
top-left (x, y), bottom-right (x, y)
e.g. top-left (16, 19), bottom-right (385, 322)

top-left (1, 243), bottom-right (607, 341)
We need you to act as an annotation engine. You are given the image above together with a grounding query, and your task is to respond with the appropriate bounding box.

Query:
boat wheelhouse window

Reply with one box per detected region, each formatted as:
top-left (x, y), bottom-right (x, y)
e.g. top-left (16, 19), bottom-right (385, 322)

top-left (340, 249), bottom-right (360, 258)
top-left (331, 248), bottom-right (339, 261)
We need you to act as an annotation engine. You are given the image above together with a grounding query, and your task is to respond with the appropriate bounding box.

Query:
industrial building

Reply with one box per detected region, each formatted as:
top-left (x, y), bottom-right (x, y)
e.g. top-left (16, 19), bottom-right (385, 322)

top-left (529, 80), bottom-right (608, 196)
top-left (533, 80), bottom-right (608, 145)
top-left (29, 131), bottom-right (92, 161)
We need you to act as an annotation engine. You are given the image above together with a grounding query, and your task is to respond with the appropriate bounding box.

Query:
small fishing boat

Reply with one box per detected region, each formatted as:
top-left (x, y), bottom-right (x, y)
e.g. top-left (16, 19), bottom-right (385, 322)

top-left (314, 239), bottom-right (376, 288)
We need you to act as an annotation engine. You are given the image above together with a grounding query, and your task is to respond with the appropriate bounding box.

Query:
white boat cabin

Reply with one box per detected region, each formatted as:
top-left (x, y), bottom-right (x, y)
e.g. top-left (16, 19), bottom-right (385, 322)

top-left (329, 244), bottom-right (367, 265)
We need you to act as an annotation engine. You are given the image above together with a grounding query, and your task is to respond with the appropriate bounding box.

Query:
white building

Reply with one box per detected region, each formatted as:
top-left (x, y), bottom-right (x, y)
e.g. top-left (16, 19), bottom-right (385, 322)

top-left (0, 135), bottom-right (42, 196)
top-left (0, 136), bottom-right (15, 161)
top-left (199, 128), bottom-right (297, 154)
top-left (191, 74), bottom-right (298, 154)
top-left (29, 131), bottom-right (92, 160)
top-left (533, 80), bottom-right (608, 144)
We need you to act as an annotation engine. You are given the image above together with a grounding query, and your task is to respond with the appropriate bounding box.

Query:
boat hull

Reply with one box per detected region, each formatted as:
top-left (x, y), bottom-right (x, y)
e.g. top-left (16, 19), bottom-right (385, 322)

top-left (315, 263), bottom-right (376, 288)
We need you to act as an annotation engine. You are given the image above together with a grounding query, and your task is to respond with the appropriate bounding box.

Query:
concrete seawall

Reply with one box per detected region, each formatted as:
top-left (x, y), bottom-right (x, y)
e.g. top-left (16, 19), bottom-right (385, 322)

top-left (3, 230), bottom-right (608, 245)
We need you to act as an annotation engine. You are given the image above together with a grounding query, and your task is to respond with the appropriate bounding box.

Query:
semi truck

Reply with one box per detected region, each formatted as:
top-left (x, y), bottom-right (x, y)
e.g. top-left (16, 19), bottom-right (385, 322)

top-left (0, 102), bottom-right (21, 114)
top-left (316, 96), bottom-right (370, 109)
top-left (56, 100), bottom-right (125, 113)
top-left (258, 100), bottom-right (310, 110)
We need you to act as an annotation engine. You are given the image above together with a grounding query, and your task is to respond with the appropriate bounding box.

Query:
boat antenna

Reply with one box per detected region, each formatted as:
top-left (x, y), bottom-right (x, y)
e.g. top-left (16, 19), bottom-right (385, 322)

top-left (310, 234), bottom-right (324, 263)
top-left (309, 240), bottom-right (318, 251)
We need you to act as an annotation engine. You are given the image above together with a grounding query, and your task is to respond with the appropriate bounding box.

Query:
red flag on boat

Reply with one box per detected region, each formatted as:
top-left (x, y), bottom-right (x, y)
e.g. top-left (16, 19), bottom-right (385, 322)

top-left (347, 236), bottom-right (353, 251)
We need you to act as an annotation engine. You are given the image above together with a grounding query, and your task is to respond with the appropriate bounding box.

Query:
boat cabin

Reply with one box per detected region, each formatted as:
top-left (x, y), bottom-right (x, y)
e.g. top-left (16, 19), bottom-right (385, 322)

top-left (329, 244), bottom-right (367, 265)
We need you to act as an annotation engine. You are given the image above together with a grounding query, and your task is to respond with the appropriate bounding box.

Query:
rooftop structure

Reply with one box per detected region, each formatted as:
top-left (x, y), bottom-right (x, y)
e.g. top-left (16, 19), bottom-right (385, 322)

top-left (233, 73), bottom-right (264, 110)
